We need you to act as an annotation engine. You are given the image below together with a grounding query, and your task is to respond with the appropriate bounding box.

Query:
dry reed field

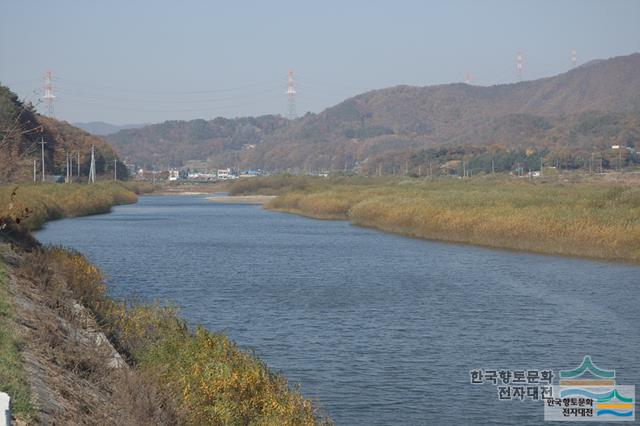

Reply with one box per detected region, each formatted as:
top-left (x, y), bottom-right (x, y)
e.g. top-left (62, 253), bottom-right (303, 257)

top-left (230, 175), bottom-right (640, 263)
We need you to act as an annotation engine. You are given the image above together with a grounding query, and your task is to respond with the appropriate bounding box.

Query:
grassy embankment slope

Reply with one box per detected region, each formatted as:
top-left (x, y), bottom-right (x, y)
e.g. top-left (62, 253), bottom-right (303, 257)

top-left (229, 175), bottom-right (640, 263)
top-left (0, 182), bottom-right (327, 425)
top-left (0, 261), bottom-right (34, 420)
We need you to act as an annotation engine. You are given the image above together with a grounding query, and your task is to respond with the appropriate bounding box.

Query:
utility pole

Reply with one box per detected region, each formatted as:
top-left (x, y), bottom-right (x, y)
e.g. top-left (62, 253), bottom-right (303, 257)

top-left (429, 160), bottom-right (432, 178)
top-left (77, 152), bottom-right (80, 179)
top-left (65, 151), bottom-right (69, 183)
top-left (540, 158), bottom-right (543, 176)
top-left (89, 144), bottom-right (96, 184)
top-left (114, 158), bottom-right (117, 180)
top-left (404, 160), bottom-right (408, 176)
top-left (39, 135), bottom-right (46, 182)
top-left (462, 160), bottom-right (466, 178)
top-left (590, 153), bottom-right (593, 174)
top-left (619, 147), bottom-right (623, 172)
top-left (418, 165), bottom-right (422, 177)
top-left (491, 158), bottom-right (495, 174)
top-left (33, 160), bottom-right (37, 182)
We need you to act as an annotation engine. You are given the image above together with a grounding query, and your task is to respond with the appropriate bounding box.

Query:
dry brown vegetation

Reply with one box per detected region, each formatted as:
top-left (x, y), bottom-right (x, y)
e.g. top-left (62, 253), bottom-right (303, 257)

top-left (1, 244), bottom-right (180, 425)
top-left (0, 182), bottom-right (156, 231)
top-left (230, 175), bottom-right (640, 263)
top-left (3, 246), bottom-right (327, 425)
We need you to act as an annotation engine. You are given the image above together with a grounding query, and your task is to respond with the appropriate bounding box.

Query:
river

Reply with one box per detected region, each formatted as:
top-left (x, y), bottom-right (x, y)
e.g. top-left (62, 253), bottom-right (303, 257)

top-left (34, 195), bottom-right (640, 425)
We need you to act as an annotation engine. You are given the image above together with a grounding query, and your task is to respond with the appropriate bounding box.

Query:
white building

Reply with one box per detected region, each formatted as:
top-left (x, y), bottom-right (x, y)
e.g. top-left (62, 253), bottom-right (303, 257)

top-left (217, 168), bottom-right (231, 179)
top-left (168, 169), bottom-right (180, 181)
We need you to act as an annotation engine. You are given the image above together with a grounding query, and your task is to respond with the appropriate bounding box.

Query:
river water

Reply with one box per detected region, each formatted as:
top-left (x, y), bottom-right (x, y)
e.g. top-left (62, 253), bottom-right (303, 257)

top-left (34, 195), bottom-right (640, 425)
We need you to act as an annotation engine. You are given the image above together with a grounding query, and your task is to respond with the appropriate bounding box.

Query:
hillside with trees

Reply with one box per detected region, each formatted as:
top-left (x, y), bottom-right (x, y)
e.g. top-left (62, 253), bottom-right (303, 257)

top-left (105, 53), bottom-right (640, 172)
top-left (0, 85), bottom-right (126, 183)
top-left (105, 116), bottom-right (289, 169)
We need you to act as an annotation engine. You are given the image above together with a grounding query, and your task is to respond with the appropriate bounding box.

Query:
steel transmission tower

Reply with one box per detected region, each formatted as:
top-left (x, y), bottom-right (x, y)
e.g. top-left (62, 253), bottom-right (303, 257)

top-left (571, 49), bottom-right (577, 67)
top-left (516, 51), bottom-right (524, 80)
top-left (43, 70), bottom-right (56, 117)
top-left (286, 69), bottom-right (297, 119)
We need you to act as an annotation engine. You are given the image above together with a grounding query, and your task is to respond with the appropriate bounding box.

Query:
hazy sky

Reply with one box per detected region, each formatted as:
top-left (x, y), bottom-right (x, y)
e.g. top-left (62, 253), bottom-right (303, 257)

top-left (1, 0), bottom-right (639, 124)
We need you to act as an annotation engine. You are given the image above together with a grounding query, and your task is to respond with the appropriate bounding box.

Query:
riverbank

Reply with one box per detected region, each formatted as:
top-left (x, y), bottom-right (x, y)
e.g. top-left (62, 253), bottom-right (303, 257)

top-left (229, 175), bottom-right (640, 263)
top-left (0, 181), bottom-right (155, 231)
top-left (0, 182), bottom-right (329, 425)
top-left (207, 195), bottom-right (277, 204)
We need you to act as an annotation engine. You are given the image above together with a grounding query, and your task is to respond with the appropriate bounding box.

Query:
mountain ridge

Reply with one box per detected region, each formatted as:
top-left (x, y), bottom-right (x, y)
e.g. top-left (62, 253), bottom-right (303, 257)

top-left (73, 121), bottom-right (150, 136)
top-left (106, 52), bottom-right (640, 171)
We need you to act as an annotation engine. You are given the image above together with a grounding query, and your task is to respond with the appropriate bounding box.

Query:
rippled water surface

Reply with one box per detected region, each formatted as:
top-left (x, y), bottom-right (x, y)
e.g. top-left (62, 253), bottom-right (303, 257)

top-left (35, 195), bottom-right (640, 425)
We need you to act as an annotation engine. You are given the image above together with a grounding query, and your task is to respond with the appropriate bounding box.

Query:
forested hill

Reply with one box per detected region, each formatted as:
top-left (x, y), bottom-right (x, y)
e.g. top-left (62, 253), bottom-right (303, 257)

top-left (106, 116), bottom-right (289, 169)
top-left (0, 85), bottom-right (125, 183)
top-left (107, 53), bottom-right (640, 171)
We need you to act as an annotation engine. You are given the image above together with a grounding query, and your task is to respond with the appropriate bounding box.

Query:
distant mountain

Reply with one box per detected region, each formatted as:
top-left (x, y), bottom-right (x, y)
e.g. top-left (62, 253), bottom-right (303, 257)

top-left (106, 116), bottom-right (288, 168)
top-left (0, 86), bottom-right (127, 182)
top-left (106, 53), bottom-right (640, 171)
top-left (74, 121), bottom-right (149, 136)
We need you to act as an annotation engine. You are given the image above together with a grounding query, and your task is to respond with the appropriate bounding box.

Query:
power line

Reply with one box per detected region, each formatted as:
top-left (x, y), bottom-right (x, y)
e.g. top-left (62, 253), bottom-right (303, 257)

top-left (53, 85), bottom-right (282, 104)
top-left (54, 94), bottom-right (283, 113)
top-left (53, 76), bottom-right (279, 95)
top-left (1, 77), bottom-right (42, 86)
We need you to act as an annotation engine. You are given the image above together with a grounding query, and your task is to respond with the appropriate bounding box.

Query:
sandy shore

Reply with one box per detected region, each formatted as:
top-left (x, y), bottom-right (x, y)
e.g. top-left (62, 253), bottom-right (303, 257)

top-left (155, 190), bottom-right (212, 195)
top-left (206, 195), bottom-right (276, 204)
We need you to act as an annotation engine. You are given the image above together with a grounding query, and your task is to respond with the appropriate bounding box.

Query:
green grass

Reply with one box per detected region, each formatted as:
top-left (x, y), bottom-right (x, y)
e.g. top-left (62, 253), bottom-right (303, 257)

top-left (0, 260), bottom-right (34, 421)
top-left (229, 175), bottom-right (640, 263)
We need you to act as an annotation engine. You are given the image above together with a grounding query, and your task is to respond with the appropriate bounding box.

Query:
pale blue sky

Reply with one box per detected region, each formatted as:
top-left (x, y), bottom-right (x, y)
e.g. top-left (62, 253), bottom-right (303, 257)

top-left (1, 0), bottom-right (639, 124)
